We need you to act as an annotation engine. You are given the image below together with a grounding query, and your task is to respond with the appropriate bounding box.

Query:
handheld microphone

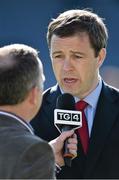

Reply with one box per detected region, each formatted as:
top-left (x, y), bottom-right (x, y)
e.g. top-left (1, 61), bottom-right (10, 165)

top-left (54, 93), bottom-right (82, 167)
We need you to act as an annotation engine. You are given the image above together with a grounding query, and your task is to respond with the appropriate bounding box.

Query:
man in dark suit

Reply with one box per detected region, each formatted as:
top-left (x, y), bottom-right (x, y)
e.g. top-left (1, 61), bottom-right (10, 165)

top-left (31, 9), bottom-right (119, 178)
top-left (0, 44), bottom-right (77, 179)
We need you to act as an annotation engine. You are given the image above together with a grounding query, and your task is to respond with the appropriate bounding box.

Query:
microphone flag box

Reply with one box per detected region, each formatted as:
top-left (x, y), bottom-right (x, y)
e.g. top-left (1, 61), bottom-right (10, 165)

top-left (54, 109), bottom-right (82, 132)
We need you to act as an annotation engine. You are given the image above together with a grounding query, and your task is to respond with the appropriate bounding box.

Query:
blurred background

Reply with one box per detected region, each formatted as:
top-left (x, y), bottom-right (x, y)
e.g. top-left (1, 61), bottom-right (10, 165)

top-left (0, 0), bottom-right (119, 89)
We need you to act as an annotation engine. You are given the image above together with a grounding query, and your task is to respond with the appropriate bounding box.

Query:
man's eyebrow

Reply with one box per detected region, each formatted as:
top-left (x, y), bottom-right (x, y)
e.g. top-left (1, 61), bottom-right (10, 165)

top-left (70, 50), bottom-right (85, 55)
top-left (52, 51), bottom-right (62, 55)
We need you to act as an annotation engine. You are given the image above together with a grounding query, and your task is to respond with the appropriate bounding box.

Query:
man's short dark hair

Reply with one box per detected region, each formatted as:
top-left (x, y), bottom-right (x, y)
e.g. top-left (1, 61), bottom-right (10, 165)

top-left (47, 9), bottom-right (108, 57)
top-left (0, 44), bottom-right (44, 105)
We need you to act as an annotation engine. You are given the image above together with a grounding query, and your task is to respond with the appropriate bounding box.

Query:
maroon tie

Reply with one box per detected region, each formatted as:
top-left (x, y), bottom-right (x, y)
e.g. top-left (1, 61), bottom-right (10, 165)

top-left (75, 100), bottom-right (89, 154)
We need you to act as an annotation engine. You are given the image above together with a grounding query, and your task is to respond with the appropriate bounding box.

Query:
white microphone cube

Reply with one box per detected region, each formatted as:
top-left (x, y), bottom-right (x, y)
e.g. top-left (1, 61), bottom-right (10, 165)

top-left (54, 109), bottom-right (82, 133)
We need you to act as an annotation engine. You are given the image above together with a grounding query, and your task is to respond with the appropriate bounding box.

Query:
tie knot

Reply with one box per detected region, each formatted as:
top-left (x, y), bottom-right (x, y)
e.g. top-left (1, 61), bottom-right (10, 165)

top-left (75, 100), bottom-right (88, 111)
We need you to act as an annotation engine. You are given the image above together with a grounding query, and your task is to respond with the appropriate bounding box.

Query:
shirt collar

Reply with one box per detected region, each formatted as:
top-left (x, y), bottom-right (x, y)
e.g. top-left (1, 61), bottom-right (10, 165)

top-left (0, 110), bottom-right (34, 135)
top-left (83, 79), bottom-right (102, 109)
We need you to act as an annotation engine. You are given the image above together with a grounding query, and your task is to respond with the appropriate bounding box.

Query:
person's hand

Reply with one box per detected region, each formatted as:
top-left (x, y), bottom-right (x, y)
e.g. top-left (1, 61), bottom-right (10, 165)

top-left (49, 130), bottom-right (77, 167)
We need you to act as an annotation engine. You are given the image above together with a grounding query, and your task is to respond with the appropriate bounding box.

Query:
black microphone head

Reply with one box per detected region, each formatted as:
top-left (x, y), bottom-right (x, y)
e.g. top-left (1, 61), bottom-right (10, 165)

top-left (56, 93), bottom-right (75, 110)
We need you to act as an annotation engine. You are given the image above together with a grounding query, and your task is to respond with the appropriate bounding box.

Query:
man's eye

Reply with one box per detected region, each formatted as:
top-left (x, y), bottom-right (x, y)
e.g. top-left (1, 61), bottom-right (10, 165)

top-left (74, 55), bottom-right (82, 59)
top-left (54, 55), bottom-right (62, 58)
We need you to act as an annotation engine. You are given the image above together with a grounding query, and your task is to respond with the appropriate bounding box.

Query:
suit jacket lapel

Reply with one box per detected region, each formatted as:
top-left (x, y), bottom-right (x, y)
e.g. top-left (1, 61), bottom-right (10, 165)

top-left (46, 84), bottom-right (61, 104)
top-left (41, 85), bottom-right (61, 136)
top-left (43, 84), bottom-right (61, 117)
top-left (84, 83), bottom-right (119, 177)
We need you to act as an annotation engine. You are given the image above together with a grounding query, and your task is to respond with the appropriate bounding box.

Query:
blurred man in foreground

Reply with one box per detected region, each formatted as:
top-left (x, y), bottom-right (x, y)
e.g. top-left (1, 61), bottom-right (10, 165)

top-left (0, 44), bottom-right (77, 179)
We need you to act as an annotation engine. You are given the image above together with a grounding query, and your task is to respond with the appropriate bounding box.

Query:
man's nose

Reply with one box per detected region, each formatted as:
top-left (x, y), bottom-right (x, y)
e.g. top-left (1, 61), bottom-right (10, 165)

top-left (63, 59), bottom-right (73, 71)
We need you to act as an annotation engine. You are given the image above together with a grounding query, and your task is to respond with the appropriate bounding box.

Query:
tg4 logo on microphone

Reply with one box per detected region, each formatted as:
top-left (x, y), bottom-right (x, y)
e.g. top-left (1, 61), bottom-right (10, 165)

top-left (54, 109), bottom-right (82, 128)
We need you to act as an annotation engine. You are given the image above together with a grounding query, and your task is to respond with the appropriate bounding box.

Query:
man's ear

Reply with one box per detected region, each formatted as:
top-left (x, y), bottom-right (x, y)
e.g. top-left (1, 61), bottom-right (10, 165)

top-left (28, 87), bottom-right (39, 105)
top-left (97, 48), bottom-right (106, 68)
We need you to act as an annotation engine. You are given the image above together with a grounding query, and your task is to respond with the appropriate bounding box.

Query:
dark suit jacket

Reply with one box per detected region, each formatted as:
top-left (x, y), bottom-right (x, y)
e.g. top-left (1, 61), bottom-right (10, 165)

top-left (0, 112), bottom-right (55, 179)
top-left (31, 81), bottom-right (119, 179)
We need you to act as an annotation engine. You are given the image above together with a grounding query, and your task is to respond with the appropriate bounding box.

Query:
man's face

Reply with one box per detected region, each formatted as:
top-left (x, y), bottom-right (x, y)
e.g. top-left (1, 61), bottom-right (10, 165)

top-left (50, 33), bottom-right (105, 99)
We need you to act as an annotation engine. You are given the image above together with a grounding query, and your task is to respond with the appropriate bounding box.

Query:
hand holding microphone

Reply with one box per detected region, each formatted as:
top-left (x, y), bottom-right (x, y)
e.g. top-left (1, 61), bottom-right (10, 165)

top-left (54, 93), bottom-right (82, 167)
top-left (49, 129), bottom-right (77, 167)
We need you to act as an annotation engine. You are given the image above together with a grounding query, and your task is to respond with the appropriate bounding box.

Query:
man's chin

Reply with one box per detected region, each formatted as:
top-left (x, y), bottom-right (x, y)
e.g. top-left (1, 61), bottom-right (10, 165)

top-left (62, 89), bottom-right (75, 96)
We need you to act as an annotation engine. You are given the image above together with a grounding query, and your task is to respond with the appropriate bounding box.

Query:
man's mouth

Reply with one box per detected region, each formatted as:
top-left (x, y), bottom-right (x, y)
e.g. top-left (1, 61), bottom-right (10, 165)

top-left (63, 78), bottom-right (78, 83)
